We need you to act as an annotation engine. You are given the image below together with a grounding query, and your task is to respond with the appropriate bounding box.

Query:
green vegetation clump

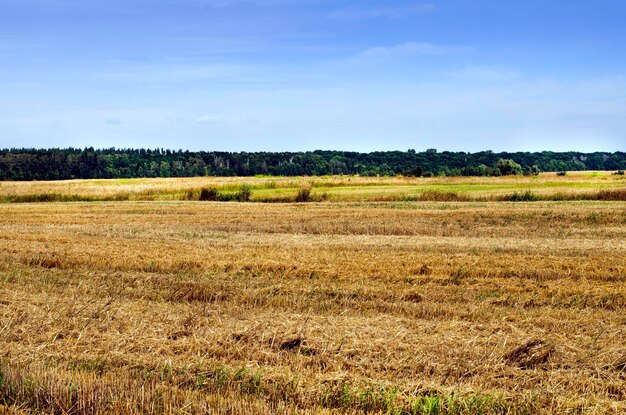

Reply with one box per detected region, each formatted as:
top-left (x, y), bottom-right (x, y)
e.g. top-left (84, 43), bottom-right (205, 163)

top-left (235, 184), bottom-right (252, 202)
top-left (199, 187), bottom-right (218, 201)
top-left (295, 186), bottom-right (312, 202)
top-left (502, 190), bottom-right (540, 202)
top-left (530, 165), bottom-right (541, 175)
top-left (495, 158), bottom-right (523, 176)
top-left (194, 185), bottom-right (252, 202)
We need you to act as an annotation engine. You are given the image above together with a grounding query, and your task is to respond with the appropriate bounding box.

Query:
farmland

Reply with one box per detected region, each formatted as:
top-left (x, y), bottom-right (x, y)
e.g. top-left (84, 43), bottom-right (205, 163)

top-left (1, 171), bottom-right (625, 203)
top-left (0, 173), bottom-right (625, 414)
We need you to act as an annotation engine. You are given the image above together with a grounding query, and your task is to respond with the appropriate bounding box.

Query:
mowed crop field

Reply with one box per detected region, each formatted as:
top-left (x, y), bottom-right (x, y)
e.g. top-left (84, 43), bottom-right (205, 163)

top-left (0, 174), bottom-right (625, 414)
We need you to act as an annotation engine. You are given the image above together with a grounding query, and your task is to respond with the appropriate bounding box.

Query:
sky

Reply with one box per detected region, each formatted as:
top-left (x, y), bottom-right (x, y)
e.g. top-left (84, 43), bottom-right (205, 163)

top-left (1, 0), bottom-right (625, 152)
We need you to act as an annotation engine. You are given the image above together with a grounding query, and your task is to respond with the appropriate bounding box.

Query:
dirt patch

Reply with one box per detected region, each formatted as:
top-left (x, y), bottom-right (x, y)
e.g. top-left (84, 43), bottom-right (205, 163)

top-left (504, 339), bottom-right (555, 369)
top-left (279, 337), bottom-right (303, 350)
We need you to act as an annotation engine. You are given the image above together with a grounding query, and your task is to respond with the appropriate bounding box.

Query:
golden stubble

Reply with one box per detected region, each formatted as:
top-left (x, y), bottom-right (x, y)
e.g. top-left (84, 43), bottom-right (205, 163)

top-left (0, 197), bottom-right (625, 413)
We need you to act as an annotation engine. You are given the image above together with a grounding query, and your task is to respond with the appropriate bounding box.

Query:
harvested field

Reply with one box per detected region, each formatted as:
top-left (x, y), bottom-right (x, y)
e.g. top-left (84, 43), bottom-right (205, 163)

top-left (0, 176), bottom-right (625, 414)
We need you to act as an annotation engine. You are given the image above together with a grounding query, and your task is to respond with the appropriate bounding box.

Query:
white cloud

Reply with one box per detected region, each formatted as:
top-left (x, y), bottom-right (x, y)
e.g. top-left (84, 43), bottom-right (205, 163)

top-left (196, 115), bottom-right (224, 123)
top-left (329, 3), bottom-right (435, 20)
top-left (357, 42), bottom-right (472, 60)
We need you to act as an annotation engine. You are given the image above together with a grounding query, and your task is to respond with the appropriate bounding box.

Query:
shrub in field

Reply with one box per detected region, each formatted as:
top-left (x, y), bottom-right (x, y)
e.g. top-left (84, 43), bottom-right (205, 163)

top-left (235, 184), bottom-right (252, 202)
top-left (556, 171), bottom-right (567, 176)
top-left (295, 186), bottom-right (312, 202)
top-left (210, 185), bottom-right (252, 202)
top-left (199, 187), bottom-right (218, 201)
top-left (502, 190), bottom-right (540, 202)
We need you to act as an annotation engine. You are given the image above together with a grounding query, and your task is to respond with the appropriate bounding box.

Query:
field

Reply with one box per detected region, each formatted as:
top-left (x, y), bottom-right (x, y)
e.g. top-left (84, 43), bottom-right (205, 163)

top-left (1, 171), bottom-right (625, 203)
top-left (0, 173), bottom-right (625, 414)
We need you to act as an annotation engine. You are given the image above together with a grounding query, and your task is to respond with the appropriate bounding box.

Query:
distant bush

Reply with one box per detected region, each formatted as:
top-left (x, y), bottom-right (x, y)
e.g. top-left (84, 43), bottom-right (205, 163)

top-left (502, 190), bottom-right (540, 202)
top-left (495, 158), bottom-right (523, 176)
top-left (295, 186), bottom-right (312, 202)
top-left (194, 186), bottom-right (251, 202)
top-left (235, 184), bottom-right (252, 202)
top-left (556, 171), bottom-right (567, 176)
top-left (199, 187), bottom-right (218, 201)
top-left (530, 165), bottom-right (541, 176)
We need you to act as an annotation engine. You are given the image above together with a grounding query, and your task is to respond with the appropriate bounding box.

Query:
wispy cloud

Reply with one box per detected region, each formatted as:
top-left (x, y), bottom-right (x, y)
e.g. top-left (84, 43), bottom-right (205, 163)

top-left (357, 42), bottom-right (472, 60)
top-left (329, 3), bottom-right (435, 20)
top-left (196, 115), bottom-right (224, 123)
top-left (446, 65), bottom-right (521, 82)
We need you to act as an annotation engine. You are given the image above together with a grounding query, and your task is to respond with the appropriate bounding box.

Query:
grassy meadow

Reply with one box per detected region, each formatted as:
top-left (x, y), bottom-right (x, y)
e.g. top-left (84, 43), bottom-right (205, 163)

top-left (1, 171), bottom-right (625, 203)
top-left (0, 173), bottom-right (625, 414)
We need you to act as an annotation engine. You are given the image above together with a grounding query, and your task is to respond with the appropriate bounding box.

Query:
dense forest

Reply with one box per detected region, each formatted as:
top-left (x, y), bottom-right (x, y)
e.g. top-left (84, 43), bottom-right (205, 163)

top-left (0, 148), bottom-right (625, 180)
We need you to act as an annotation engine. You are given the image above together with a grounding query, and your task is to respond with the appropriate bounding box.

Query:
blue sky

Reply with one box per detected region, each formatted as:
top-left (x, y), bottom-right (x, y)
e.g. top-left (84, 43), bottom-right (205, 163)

top-left (1, 0), bottom-right (625, 152)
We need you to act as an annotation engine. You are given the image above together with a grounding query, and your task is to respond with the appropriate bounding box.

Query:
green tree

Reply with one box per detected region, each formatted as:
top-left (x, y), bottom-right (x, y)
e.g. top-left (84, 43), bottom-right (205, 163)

top-left (530, 165), bottom-right (541, 175)
top-left (404, 166), bottom-right (423, 177)
top-left (495, 158), bottom-right (523, 176)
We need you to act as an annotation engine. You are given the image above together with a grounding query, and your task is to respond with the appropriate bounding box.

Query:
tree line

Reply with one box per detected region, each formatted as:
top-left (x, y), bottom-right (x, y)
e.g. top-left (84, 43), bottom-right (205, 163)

top-left (0, 148), bottom-right (624, 181)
